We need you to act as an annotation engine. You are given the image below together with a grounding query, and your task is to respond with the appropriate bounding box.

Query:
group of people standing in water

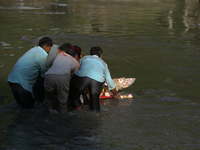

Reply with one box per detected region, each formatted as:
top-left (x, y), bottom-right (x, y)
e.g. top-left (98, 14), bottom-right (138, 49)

top-left (7, 36), bottom-right (120, 113)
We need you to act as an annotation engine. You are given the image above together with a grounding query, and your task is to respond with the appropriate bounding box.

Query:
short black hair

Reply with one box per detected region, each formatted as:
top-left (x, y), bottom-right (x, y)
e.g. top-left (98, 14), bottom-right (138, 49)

top-left (72, 45), bottom-right (82, 58)
top-left (59, 43), bottom-right (72, 53)
top-left (67, 48), bottom-right (79, 58)
top-left (90, 47), bottom-right (103, 58)
top-left (38, 37), bottom-right (53, 47)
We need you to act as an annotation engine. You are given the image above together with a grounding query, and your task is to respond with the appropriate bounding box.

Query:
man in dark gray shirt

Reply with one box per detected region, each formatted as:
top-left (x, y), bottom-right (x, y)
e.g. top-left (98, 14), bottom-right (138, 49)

top-left (44, 44), bottom-right (80, 113)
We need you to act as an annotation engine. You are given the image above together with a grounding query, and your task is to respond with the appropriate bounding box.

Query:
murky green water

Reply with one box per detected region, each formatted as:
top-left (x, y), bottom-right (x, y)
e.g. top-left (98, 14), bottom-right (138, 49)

top-left (0, 0), bottom-right (200, 149)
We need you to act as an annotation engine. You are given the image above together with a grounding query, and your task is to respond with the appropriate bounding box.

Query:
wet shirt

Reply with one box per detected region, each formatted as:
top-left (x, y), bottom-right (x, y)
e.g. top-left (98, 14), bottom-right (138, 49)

top-left (46, 45), bottom-right (59, 69)
top-left (7, 46), bottom-right (48, 93)
top-left (76, 55), bottom-right (116, 90)
top-left (45, 52), bottom-right (80, 77)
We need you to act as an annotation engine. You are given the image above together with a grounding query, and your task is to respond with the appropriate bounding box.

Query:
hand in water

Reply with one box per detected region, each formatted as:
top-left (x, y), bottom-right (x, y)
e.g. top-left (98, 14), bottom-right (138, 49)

top-left (113, 93), bottom-right (121, 99)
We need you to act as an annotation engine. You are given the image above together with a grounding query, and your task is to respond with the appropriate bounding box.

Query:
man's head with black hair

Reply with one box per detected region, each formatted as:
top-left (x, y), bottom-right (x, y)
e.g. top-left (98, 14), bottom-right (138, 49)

top-left (90, 47), bottom-right (103, 58)
top-left (59, 43), bottom-right (72, 53)
top-left (38, 37), bottom-right (53, 47)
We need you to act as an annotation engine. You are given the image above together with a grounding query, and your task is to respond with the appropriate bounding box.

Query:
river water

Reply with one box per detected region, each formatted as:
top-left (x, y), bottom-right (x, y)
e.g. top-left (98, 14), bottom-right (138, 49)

top-left (0, 0), bottom-right (200, 149)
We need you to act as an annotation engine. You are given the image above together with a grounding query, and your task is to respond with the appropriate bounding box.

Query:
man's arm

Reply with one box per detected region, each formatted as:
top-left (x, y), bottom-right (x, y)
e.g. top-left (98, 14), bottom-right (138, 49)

top-left (104, 65), bottom-right (120, 99)
top-left (110, 88), bottom-right (121, 99)
top-left (46, 45), bottom-right (59, 69)
top-left (36, 53), bottom-right (48, 78)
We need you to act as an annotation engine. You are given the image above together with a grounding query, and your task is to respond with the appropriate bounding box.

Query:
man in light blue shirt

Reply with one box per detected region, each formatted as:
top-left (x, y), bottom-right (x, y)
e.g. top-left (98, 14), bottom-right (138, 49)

top-left (69, 47), bottom-right (120, 111)
top-left (7, 37), bottom-right (53, 109)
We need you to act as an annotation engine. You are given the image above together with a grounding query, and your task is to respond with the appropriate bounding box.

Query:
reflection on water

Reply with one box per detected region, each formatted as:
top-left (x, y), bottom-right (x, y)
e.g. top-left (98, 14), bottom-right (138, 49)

top-left (0, 0), bottom-right (200, 149)
top-left (0, 6), bottom-right (43, 10)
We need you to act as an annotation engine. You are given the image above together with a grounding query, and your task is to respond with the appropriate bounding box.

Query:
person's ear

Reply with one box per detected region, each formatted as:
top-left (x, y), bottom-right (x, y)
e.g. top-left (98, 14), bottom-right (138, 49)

top-left (43, 45), bottom-right (51, 53)
top-left (74, 54), bottom-right (80, 62)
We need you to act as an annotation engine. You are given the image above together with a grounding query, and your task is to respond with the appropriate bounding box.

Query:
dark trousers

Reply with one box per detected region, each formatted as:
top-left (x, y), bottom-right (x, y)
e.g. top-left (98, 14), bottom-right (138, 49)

top-left (44, 74), bottom-right (70, 113)
top-left (69, 75), bottom-right (104, 111)
top-left (8, 82), bottom-right (35, 109)
top-left (32, 76), bottom-right (45, 102)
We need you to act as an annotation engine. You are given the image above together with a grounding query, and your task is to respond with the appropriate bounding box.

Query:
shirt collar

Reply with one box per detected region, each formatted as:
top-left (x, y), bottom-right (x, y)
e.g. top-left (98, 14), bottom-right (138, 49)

top-left (37, 46), bottom-right (48, 54)
top-left (91, 55), bottom-right (99, 58)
